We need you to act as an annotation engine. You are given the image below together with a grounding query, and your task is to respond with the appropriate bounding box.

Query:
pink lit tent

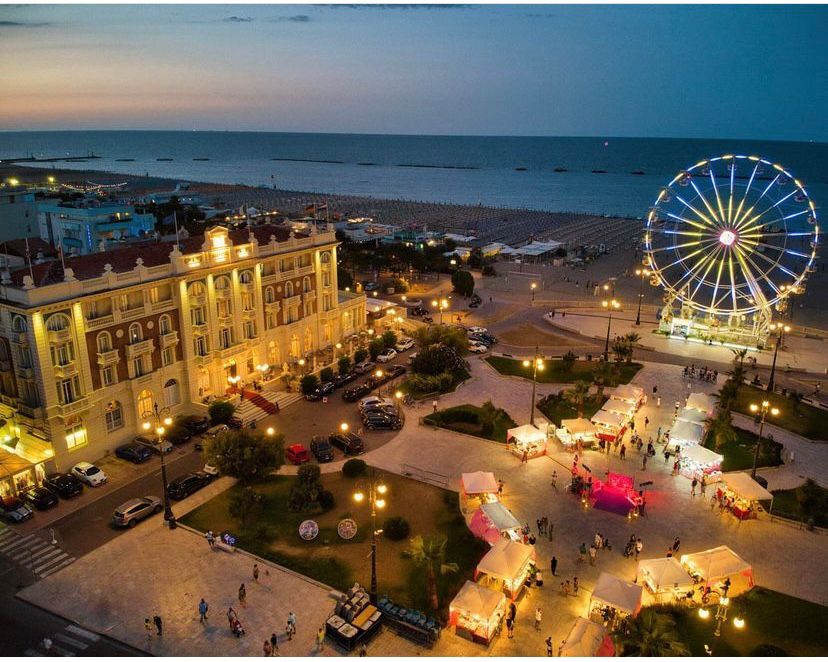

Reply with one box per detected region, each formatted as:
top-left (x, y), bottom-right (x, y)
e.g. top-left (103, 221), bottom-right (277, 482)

top-left (469, 502), bottom-right (522, 545)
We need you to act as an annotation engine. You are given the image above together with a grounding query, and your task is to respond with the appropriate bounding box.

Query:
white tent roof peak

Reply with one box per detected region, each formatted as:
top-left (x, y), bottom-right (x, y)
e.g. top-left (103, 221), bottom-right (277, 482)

top-left (637, 557), bottom-right (694, 592)
top-left (476, 539), bottom-right (534, 581)
top-left (450, 580), bottom-right (505, 617)
top-left (479, 501), bottom-right (521, 532)
top-left (590, 572), bottom-right (643, 614)
top-left (721, 472), bottom-right (773, 501)
top-left (608, 384), bottom-right (644, 403)
top-left (680, 545), bottom-right (752, 582)
top-left (461, 471), bottom-right (499, 495)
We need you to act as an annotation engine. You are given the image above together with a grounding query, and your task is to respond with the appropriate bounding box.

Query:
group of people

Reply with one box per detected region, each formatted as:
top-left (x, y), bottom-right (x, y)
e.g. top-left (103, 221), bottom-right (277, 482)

top-left (682, 364), bottom-right (718, 382)
top-left (578, 532), bottom-right (612, 566)
top-left (622, 535), bottom-right (645, 559)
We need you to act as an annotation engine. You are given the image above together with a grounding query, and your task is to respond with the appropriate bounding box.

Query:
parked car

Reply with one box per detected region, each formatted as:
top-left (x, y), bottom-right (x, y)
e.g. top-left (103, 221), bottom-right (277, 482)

top-left (358, 396), bottom-right (395, 411)
top-left (333, 371), bottom-right (359, 388)
top-left (204, 424), bottom-right (229, 439)
top-left (468, 341), bottom-right (488, 353)
top-left (376, 348), bottom-right (398, 363)
top-left (362, 404), bottom-right (399, 417)
top-left (354, 360), bottom-right (377, 374)
top-left (385, 364), bottom-right (407, 378)
top-left (343, 383), bottom-right (372, 402)
top-left (310, 436), bottom-right (335, 463)
top-left (164, 425), bottom-right (193, 446)
top-left (202, 463), bottom-right (220, 477)
top-left (227, 416), bottom-right (244, 429)
top-left (362, 412), bottom-right (403, 431)
top-left (394, 337), bottom-right (415, 352)
top-left (112, 496), bottom-right (162, 528)
top-left (71, 462), bottom-right (108, 487)
top-left (305, 381), bottom-right (335, 401)
top-left (329, 432), bottom-right (365, 455)
top-left (167, 472), bottom-right (213, 500)
top-left (43, 472), bottom-right (83, 499)
top-left (177, 415), bottom-right (210, 435)
top-left (286, 443), bottom-right (311, 465)
top-left (134, 435), bottom-right (174, 455)
top-left (408, 352), bottom-right (418, 365)
top-left (467, 326), bottom-right (488, 335)
top-left (363, 281), bottom-right (379, 292)
top-left (0, 496), bottom-right (34, 524)
top-left (115, 442), bottom-right (153, 464)
top-left (479, 333), bottom-right (498, 345)
top-left (20, 485), bottom-right (59, 511)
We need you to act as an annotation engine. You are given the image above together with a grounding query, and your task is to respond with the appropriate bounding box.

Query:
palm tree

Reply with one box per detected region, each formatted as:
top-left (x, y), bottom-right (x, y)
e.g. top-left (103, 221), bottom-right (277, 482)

top-left (616, 611), bottom-right (690, 657)
top-left (707, 409), bottom-right (737, 452)
top-left (731, 347), bottom-right (749, 370)
top-left (404, 535), bottom-right (458, 611)
top-left (788, 390), bottom-right (803, 414)
top-left (565, 380), bottom-right (591, 418)
top-left (611, 337), bottom-right (629, 364)
top-left (623, 332), bottom-right (641, 364)
top-left (593, 362), bottom-right (615, 398)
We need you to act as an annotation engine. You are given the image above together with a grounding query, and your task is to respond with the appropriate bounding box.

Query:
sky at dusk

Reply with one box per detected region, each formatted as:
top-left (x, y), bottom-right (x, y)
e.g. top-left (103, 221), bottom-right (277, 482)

top-left (1, 3), bottom-right (826, 140)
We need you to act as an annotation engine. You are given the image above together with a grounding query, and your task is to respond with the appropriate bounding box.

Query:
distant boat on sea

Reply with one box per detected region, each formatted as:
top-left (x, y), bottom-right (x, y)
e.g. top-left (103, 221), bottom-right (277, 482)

top-left (157, 158), bottom-right (174, 162)
top-left (553, 167), bottom-right (567, 172)
top-left (630, 170), bottom-right (645, 175)
top-left (115, 158), bottom-right (135, 162)
top-left (592, 169), bottom-right (607, 174)
top-left (515, 167), bottom-right (527, 172)
top-left (193, 157), bottom-right (210, 161)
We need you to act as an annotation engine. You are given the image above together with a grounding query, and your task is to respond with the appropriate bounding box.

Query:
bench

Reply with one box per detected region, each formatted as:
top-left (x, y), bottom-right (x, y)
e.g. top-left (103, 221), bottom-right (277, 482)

top-left (214, 541), bottom-right (236, 553)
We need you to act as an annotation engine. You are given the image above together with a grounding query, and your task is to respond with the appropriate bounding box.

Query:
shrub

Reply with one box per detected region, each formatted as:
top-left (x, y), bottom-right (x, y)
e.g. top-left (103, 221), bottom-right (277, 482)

top-left (354, 349), bottom-right (368, 364)
top-left (451, 269), bottom-right (475, 297)
top-left (382, 330), bottom-right (397, 349)
top-left (384, 516), bottom-right (410, 541)
top-left (208, 399), bottom-right (235, 425)
top-left (288, 464), bottom-right (324, 512)
top-left (203, 429), bottom-right (283, 484)
top-left (342, 458), bottom-right (367, 478)
top-left (318, 489), bottom-right (336, 511)
top-left (320, 367), bottom-right (335, 383)
top-left (338, 356), bottom-right (352, 375)
top-left (300, 374), bottom-right (320, 395)
top-left (482, 264), bottom-right (497, 277)
top-left (229, 486), bottom-right (263, 526)
top-left (369, 338), bottom-right (385, 360)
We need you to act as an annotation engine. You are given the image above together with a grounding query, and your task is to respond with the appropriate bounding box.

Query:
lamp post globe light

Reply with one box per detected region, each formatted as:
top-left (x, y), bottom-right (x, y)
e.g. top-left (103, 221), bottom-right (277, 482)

top-left (531, 282), bottom-right (537, 303)
top-left (698, 592), bottom-right (745, 639)
top-left (522, 347), bottom-right (544, 426)
top-left (142, 402), bottom-right (176, 529)
top-left (601, 299), bottom-right (621, 361)
top-left (374, 369), bottom-right (384, 396)
top-left (353, 476), bottom-right (389, 604)
top-left (431, 296), bottom-right (449, 325)
top-left (748, 400), bottom-right (779, 479)
top-left (634, 268), bottom-right (650, 326)
top-left (766, 322), bottom-right (791, 392)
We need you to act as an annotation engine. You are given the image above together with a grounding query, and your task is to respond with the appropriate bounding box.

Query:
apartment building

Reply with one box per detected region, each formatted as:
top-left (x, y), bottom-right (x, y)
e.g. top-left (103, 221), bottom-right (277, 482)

top-left (0, 223), bottom-right (366, 496)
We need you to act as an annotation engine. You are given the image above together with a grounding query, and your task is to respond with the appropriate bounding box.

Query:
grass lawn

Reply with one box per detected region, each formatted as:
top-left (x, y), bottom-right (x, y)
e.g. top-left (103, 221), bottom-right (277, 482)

top-left (704, 426), bottom-right (783, 472)
top-left (423, 404), bottom-right (516, 442)
top-left (181, 470), bottom-right (488, 617)
top-left (537, 393), bottom-right (604, 425)
top-left (642, 587), bottom-right (828, 656)
top-left (733, 385), bottom-right (828, 440)
top-left (771, 479), bottom-right (828, 527)
top-left (486, 356), bottom-right (641, 385)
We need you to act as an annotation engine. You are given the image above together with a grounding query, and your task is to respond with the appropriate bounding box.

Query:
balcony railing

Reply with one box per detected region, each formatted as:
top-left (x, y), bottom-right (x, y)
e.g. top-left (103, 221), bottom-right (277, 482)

top-left (193, 353), bottom-right (211, 367)
top-left (14, 332), bottom-right (29, 345)
top-left (56, 397), bottom-right (90, 418)
top-left (189, 293), bottom-right (207, 307)
top-left (217, 345), bottom-right (241, 359)
top-left (297, 264), bottom-right (315, 277)
top-left (217, 313), bottom-right (234, 326)
top-left (150, 299), bottom-right (175, 313)
top-left (85, 314), bottom-right (115, 331)
top-left (241, 308), bottom-right (257, 319)
top-left (48, 328), bottom-right (72, 344)
top-left (97, 348), bottom-right (120, 366)
top-left (239, 281), bottom-right (255, 293)
top-left (284, 294), bottom-right (302, 309)
top-left (214, 288), bottom-right (232, 300)
top-left (17, 403), bottom-right (43, 419)
top-left (192, 323), bottom-right (209, 336)
top-left (120, 306), bottom-right (146, 322)
top-left (53, 361), bottom-right (78, 379)
top-left (16, 366), bottom-right (34, 380)
top-left (125, 339), bottom-right (154, 360)
top-left (160, 331), bottom-right (179, 348)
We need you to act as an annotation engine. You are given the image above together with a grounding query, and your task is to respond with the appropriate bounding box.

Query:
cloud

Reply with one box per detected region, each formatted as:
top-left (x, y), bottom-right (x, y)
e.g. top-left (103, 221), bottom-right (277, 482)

top-left (0, 20), bottom-right (50, 27)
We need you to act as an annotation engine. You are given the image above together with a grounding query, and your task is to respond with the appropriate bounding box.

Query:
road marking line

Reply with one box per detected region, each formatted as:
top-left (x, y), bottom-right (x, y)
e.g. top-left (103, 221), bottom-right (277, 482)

top-left (0, 537), bottom-right (33, 554)
top-left (33, 550), bottom-right (66, 573)
top-left (65, 625), bottom-right (100, 643)
top-left (51, 633), bottom-right (88, 650)
top-left (29, 546), bottom-right (61, 562)
top-left (10, 541), bottom-right (50, 560)
top-left (38, 556), bottom-right (75, 578)
top-left (0, 528), bottom-right (15, 542)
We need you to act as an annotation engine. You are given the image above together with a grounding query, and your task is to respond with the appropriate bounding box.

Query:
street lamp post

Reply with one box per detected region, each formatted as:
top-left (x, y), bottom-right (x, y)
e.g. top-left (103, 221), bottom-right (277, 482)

top-left (531, 282), bottom-right (537, 304)
top-left (142, 403), bottom-right (176, 529)
top-left (522, 348), bottom-right (545, 426)
top-left (374, 369), bottom-right (384, 397)
top-left (431, 296), bottom-right (449, 325)
top-left (766, 322), bottom-right (791, 392)
top-left (353, 476), bottom-right (388, 604)
top-left (748, 400), bottom-right (779, 479)
top-left (634, 268), bottom-right (650, 326)
top-left (601, 299), bottom-right (621, 362)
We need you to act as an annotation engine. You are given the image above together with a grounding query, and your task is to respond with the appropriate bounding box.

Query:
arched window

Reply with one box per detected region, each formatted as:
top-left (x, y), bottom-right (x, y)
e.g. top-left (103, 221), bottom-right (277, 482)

top-left (321, 251), bottom-right (331, 264)
top-left (264, 286), bottom-right (275, 304)
top-left (304, 327), bottom-right (313, 352)
top-left (302, 277), bottom-right (311, 293)
top-left (290, 334), bottom-right (300, 359)
top-left (214, 275), bottom-right (231, 292)
top-left (163, 379), bottom-right (181, 407)
top-left (137, 389), bottom-right (153, 418)
top-left (105, 400), bottom-right (124, 433)
top-left (96, 332), bottom-right (112, 353)
top-left (12, 316), bottom-right (27, 333)
top-left (239, 270), bottom-right (253, 284)
top-left (128, 323), bottom-right (143, 343)
top-left (188, 281), bottom-right (206, 297)
top-left (158, 315), bottom-right (172, 335)
top-left (46, 313), bottom-right (70, 332)
top-left (285, 281), bottom-right (294, 298)
top-left (324, 323), bottom-right (332, 344)
top-left (268, 341), bottom-right (280, 366)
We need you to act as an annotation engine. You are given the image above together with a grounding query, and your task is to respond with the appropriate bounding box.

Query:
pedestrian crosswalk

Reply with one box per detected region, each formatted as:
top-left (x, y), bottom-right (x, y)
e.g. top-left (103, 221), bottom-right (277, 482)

top-left (0, 525), bottom-right (76, 579)
top-left (24, 624), bottom-right (100, 656)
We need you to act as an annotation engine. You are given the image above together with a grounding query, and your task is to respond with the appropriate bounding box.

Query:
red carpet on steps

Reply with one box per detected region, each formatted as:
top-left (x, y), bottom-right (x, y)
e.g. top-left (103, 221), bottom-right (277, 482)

top-left (241, 389), bottom-right (278, 414)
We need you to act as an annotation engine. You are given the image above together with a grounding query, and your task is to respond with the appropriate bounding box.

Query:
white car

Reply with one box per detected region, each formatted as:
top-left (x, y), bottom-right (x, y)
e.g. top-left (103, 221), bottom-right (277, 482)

top-left (394, 337), bottom-right (415, 352)
top-left (71, 462), bottom-right (108, 487)
top-left (376, 348), bottom-right (398, 363)
top-left (203, 463), bottom-right (220, 477)
top-left (467, 326), bottom-right (488, 336)
top-left (468, 341), bottom-right (488, 353)
top-left (358, 396), bottom-right (395, 412)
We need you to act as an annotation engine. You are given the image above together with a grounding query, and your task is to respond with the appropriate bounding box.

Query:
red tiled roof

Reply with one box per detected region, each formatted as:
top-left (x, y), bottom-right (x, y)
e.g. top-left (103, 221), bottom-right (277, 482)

top-left (2, 238), bottom-right (55, 259)
top-left (8, 224), bottom-right (312, 288)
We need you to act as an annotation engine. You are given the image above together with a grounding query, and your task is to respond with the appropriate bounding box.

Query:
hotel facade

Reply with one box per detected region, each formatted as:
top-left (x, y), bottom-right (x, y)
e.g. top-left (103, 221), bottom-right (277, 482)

top-left (0, 224), bottom-right (366, 496)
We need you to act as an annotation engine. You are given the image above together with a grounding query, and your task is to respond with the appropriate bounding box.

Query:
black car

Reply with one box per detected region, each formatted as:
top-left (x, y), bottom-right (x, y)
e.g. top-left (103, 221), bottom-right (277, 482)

top-left (0, 497), bottom-right (34, 523)
top-left (177, 415), bottom-right (210, 435)
top-left (43, 472), bottom-right (84, 498)
top-left (362, 403), bottom-right (398, 417)
top-left (333, 371), bottom-right (359, 388)
top-left (165, 425), bottom-right (193, 446)
top-left (20, 486), bottom-right (59, 511)
top-left (385, 365), bottom-right (407, 379)
top-left (310, 436), bottom-right (335, 462)
top-left (343, 383), bottom-right (372, 402)
top-left (362, 413), bottom-right (402, 431)
top-left (167, 472), bottom-right (213, 500)
top-left (305, 381), bottom-right (336, 401)
top-left (228, 416), bottom-right (244, 429)
top-left (115, 442), bottom-right (154, 464)
top-left (329, 432), bottom-right (365, 455)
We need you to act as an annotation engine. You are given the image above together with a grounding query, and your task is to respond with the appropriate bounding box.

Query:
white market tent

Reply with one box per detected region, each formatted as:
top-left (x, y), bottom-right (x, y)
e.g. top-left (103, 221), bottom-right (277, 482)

top-left (449, 580), bottom-right (506, 623)
top-left (608, 384), bottom-right (644, 404)
top-left (590, 572), bottom-right (643, 616)
top-left (677, 407), bottom-right (708, 425)
top-left (670, 419), bottom-right (705, 446)
top-left (686, 392), bottom-right (716, 414)
top-left (561, 418), bottom-right (598, 437)
top-left (601, 399), bottom-right (636, 417)
top-left (591, 409), bottom-right (627, 428)
top-left (681, 443), bottom-right (723, 467)
top-left (680, 546), bottom-right (754, 593)
top-left (721, 472), bottom-right (773, 502)
top-left (461, 472), bottom-right (499, 495)
top-left (475, 539), bottom-right (534, 596)
top-left (637, 557), bottom-right (695, 595)
top-left (559, 618), bottom-right (614, 657)
top-left (480, 501), bottom-right (522, 532)
top-left (506, 424), bottom-right (547, 446)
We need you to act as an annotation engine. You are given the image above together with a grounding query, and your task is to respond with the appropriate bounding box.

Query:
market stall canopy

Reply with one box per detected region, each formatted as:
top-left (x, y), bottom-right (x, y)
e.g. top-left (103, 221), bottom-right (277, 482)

top-left (680, 546), bottom-right (752, 583)
top-left (608, 384), bottom-right (644, 403)
top-left (560, 617), bottom-right (615, 657)
top-left (480, 501), bottom-right (521, 531)
top-left (461, 471), bottom-right (499, 495)
top-left (677, 407), bottom-right (708, 424)
top-left (591, 572), bottom-right (643, 615)
top-left (721, 472), bottom-right (773, 501)
top-left (450, 581), bottom-right (505, 618)
top-left (670, 419), bottom-right (705, 445)
top-left (561, 418), bottom-right (597, 436)
top-left (637, 557), bottom-right (694, 592)
top-left (591, 409), bottom-right (626, 428)
top-left (476, 539), bottom-right (534, 582)
top-left (681, 443), bottom-right (723, 467)
top-left (686, 392), bottom-right (716, 414)
top-left (601, 400), bottom-right (636, 417)
top-left (0, 447), bottom-right (32, 478)
top-left (507, 424), bottom-right (547, 445)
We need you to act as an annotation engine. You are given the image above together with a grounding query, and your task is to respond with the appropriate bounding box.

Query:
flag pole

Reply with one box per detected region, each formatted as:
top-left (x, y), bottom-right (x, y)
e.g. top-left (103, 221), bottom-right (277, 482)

top-left (173, 211), bottom-right (181, 250)
top-left (24, 235), bottom-right (34, 281)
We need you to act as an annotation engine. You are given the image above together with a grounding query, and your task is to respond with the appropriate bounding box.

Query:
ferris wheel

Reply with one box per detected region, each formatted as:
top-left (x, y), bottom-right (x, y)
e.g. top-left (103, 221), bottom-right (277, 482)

top-left (643, 155), bottom-right (820, 317)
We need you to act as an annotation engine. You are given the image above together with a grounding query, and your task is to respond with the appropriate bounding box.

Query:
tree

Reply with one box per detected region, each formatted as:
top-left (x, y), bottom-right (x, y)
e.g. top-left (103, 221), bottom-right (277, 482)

top-left (482, 264), bottom-right (497, 277)
top-left (788, 390), bottom-right (803, 414)
top-left (611, 337), bottom-right (630, 364)
top-left (208, 399), bottom-right (235, 425)
top-left (354, 348), bottom-right (368, 364)
top-left (381, 330), bottom-right (397, 349)
top-left (404, 535), bottom-right (458, 611)
top-left (477, 400), bottom-right (498, 436)
top-left (623, 332), bottom-right (640, 363)
top-left (561, 351), bottom-right (577, 375)
top-left (616, 611), bottom-right (690, 656)
top-left (338, 355), bottom-right (352, 375)
top-left (368, 338), bottom-right (385, 360)
top-left (731, 347), bottom-right (749, 370)
top-left (229, 486), bottom-right (263, 526)
top-left (451, 270), bottom-right (475, 297)
top-left (565, 380), bottom-right (591, 418)
top-left (592, 361), bottom-right (615, 398)
top-left (288, 463), bottom-right (325, 512)
top-left (300, 374), bottom-right (319, 396)
top-left (320, 367), bottom-right (334, 383)
top-left (412, 325), bottom-right (468, 356)
top-left (707, 410), bottom-right (737, 451)
top-left (203, 428), bottom-right (283, 485)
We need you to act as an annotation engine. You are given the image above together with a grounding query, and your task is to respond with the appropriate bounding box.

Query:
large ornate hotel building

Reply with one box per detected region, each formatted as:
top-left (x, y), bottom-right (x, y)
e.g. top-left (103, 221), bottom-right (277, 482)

top-left (0, 223), bottom-right (366, 496)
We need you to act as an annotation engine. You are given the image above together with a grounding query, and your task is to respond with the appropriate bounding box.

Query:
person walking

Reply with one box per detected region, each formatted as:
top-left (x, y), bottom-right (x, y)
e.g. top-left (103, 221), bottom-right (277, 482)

top-left (700, 474), bottom-right (707, 496)
top-left (270, 632), bottom-right (279, 655)
top-left (588, 545), bottom-right (597, 566)
top-left (547, 520), bottom-right (554, 542)
top-left (521, 449), bottom-right (529, 464)
top-left (562, 580), bottom-right (572, 597)
top-left (546, 636), bottom-right (554, 657)
top-left (642, 454), bottom-right (648, 470)
top-left (656, 395), bottom-right (661, 407)
top-left (620, 443), bottom-right (626, 460)
top-left (573, 577), bottom-right (579, 595)
top-left (253, 563), bottom-right (260, 582)
top-left (550, 556), bottom-right (558, 576)
top-left (238, 584), bottom-right (247, 607)
top-left (635, 538), bottom-right (643, 560)
top-left (153, 615), bottom-right (163, 636)
top-left (550, 470), bottom-right (558, 490)
top-left (198, 598), bottom-right (209, 623)
top-left (672, 537), bottom-right (681, 553)
top-left (578, 542), bottom-right (587, 563)
top-left (497, 479), bottom-right (504, 497)
top-left (205, 530), bottom-right (215, 549)
top-left (316, 627), bottom-right (325, 652)
top-left (263, 640), bottom-right (273, 657)
top-left (534, 607), bottom-right (543, 631)
top-left (144, 618), bottom-right (153, 642)
top-left (691, 477), bottom-right (698, 496)
top-left (432, 400), bottom-right (438, 414)
top-left (227, 607), bottom-right (237, 630)
top-left (505, 616), bottom-right (514, 639)
top-left (535, 568), bottom-right (543, 587)
top-left (287, 611), bottom-right (297, 637)
top-left (644, 416), bottom-right (649, 429)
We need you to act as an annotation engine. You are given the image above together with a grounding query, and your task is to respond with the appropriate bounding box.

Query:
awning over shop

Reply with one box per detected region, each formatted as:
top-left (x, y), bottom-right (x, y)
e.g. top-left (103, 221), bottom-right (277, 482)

top-left (670, 419), bottom-right (705, 445)
top-left (637, 557), bottom-right (695, 593)
top-left (560, 418), bottom-right (598, 437)
top-left (681, 443), bottom-right (722, 467)
top-left (469, 502), bottom-right (522, 545)
top-left (680, 546), bottom-right (753, 584)
top-left (461, 471), bottom-right (499, 495)
top-left (450, 580), bottom-right (506, 619)
top-left (677, 407), bottom-right (708, 425)
top-left (721, 472), bottom-right (773, 501)
top-left (506, 424), bottom-right (547, 446)
top-left (601, 400), bottom-right (636, 417)
top-left (590, 572), bottom-right (643, 615)
top-left (608, 384), bottom-right (644, 404)
top-left (591, 409), bottom-right (626, 428)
